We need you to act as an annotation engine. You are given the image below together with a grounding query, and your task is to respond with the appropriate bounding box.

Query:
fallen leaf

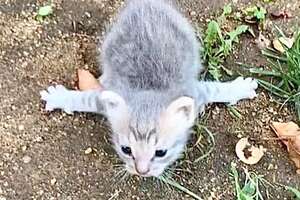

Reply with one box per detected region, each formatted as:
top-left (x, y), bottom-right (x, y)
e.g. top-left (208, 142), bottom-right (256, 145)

top-left (271, 10), bottom-right (292, 19)
top-left (279, 37), bottom-right (294, 49)
top-left (84, 147), bottom-right (93, 154)
top-left (77, 69), bottom-right (101, 91)
top-left (271, 122), bottom-right (300, 174)
top-left (235, 137), bottom-right (266, 165)
top-left (38, 5), bottom-right (53, 17)
top-left (273, 39), bottom-right (285, 53)
top-left (273, 37), bottom-right (294, 53)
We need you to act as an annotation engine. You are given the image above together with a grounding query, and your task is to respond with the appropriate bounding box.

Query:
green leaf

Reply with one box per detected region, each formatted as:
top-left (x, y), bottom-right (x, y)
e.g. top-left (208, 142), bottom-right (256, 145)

top-left (244, 5), bottom-right (266, 21)
top-left (254, 7), bottom-right (267, 20)
top-left (38, 5), bottom-right (53, 17)
top-left (228, 25), bottom-right (249, 42)
top-left (209, 67), bottom-right (222, 80)
top-left (286, 186), bottom-right (300, 200)
top-left (239, 193), bottom-right (254, 200)
top-left (222, 4), bottom-right (232, 16)
top-left (245, 6), bottom-right (258, 14)
top-left (221, 65), bottom-right (233, 76)
top-left (242, 181), bottom-right (256, 196)
top-left (36, 15), bottom-right (43, 22)
top-left (205, 20), bottom-right (223, 44)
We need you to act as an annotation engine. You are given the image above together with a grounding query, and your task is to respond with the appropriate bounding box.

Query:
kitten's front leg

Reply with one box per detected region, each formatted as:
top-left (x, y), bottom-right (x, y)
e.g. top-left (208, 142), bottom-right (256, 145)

top-left (197, 77), bottom-right (258, 105)
top-left (40, 85), bottom-right (104, 114)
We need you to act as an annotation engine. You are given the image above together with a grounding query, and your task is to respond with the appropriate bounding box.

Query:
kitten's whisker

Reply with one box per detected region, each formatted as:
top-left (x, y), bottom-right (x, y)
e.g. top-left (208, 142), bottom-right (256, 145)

top-left (120, 171), bottom-right (130, 183)
top-left (159, 174), bottom-right (172, 191)
top-left (111, 166), bottom-right (127, 186)
top-left (113, 168), bottom-right (126, 180)
top-left (113, 163), bottom-right (124, 168)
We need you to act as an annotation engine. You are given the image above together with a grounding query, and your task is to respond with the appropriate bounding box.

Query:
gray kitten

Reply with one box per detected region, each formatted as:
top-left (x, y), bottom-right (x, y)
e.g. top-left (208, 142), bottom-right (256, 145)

top-left (40, 0), bottom-right (257, 177)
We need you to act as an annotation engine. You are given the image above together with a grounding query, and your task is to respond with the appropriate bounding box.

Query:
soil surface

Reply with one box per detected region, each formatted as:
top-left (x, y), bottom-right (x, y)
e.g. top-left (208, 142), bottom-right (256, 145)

top-left (0, 0), bottom-right (299, 200)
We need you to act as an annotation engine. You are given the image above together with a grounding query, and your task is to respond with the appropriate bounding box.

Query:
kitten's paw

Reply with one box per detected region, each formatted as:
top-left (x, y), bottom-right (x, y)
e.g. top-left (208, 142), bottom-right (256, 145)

top-left (40, 85), bottom-right (73, 114)
top-left (230, 77), bottom-right (258, 105)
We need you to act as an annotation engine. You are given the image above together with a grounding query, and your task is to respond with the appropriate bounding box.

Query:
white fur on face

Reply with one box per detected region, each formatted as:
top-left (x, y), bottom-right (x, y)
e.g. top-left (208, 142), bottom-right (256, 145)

top-left (111, 96), bottom-right (196, 177)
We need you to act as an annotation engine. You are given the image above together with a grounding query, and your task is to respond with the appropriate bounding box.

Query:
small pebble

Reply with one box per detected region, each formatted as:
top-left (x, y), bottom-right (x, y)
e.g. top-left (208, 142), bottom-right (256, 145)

top-left (21, 146), bottom-right (27, 151)
top-left (50, 178), bottom-right (57, 185)
top-left (35, 136), bottom-right (43, 143)
top-left (84, 147), bottom-right (93, 154)
top-left (267, 163), bottom-right (274, 170)
top-left (22, 155), bottom-right (31, 163)
top-left (18, 125), bottom-right (24, 131)
top-left (84, 12), bottom-right (91, 18)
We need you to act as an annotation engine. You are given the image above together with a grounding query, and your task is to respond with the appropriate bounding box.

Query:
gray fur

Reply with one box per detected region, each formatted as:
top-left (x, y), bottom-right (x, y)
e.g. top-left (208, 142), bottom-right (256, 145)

top-left (101, 0), bottom-right (201, 96)
top-left (40, 0), bottom-right (257, 177)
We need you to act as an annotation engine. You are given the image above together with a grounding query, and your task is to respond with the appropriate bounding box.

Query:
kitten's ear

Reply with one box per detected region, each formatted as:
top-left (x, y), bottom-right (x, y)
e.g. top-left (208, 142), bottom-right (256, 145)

top-left (160, 97), bottom-right (196, 135)
top-left (101, 91), bottom-right (128, 120)
top-left (166, 96), bottom-right (196, 124)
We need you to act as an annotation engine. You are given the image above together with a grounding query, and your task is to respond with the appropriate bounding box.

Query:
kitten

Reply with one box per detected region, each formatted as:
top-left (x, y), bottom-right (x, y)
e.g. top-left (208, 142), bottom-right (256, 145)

top-left (40, 0), bottom-right (257, 177)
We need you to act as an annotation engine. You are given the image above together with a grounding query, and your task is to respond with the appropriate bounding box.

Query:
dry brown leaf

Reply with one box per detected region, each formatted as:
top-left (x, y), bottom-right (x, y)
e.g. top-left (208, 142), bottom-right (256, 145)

top-left (271, 10), bottom-right (293, 19)
top-left (273, 37), bottom-right (294, 53)
top-left (77, 69), bottom-right (101, 91)
top-left (279, 37), bottom-right (294, 49)
top-left (271, 122), bottom-right (300, 174)
top-left (235, 137), bottom-right (266, 165)
top-left (273, 39), bottom-right (285, 53)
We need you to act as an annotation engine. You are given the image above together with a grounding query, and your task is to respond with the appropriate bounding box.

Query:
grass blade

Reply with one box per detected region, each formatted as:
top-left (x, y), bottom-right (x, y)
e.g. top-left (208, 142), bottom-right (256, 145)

top-left (249, 68), bottom-right (281, 77)
top-left (257, 79), bottom-right (291, 98)
top-left (286, 186), bottom-right (300, 199)
top-left (262, 48), bottom-right (287, 61)
top-left (194, 125), bottom-right (215, 163)
top-left (227, 105), bottom-right (242, 119)
top-left (158, 176), bottom-right (203, 200)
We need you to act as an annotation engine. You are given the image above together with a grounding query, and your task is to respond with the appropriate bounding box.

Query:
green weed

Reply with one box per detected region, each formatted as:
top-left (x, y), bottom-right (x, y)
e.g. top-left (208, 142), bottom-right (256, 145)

top-left (36, 4), bottom-right (53, 22)
top-left (203, 4), bottom-right (250, 80)
top-left (230, 163), bottom-right (272, 200)
top-left (249, 30), bottom-right (300, 120)
top-left (193, 124), bottom-right (215, 163)
top-left (243, 5), bottom-right (267, 24)
top-left (286, 186), bottom-right (300, 200)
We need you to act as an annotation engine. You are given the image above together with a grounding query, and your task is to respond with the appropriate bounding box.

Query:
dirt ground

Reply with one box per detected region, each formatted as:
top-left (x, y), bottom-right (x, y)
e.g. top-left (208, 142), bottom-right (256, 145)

top-left (0, 0), bottom-right (300, 199)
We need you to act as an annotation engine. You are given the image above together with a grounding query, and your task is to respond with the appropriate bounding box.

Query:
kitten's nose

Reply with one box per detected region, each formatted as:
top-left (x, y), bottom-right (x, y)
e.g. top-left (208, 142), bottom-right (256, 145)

top-left (136, 167), bottom-right (150, 175)
top-left (135, 162), bottom-right (150, 175)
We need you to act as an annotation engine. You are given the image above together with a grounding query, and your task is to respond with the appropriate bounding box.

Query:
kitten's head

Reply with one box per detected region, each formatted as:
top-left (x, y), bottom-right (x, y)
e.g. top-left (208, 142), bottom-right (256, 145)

top-left (101, 91), bottom-right (196, 177)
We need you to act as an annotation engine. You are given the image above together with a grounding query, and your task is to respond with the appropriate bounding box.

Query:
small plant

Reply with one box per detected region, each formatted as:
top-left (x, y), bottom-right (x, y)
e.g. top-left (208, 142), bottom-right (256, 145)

top-left (230, 163), bottom-right (272, 200)
top-left (243, 5), bottom-right (267, 24)
top-left (250, 30), bottom-right (300, 120)
top-left (203, 4), bottom-right (249, 80)
top-left (36, 4), bottom-right (53, 22)
top-left (193, 124), bottom-right (215, 163)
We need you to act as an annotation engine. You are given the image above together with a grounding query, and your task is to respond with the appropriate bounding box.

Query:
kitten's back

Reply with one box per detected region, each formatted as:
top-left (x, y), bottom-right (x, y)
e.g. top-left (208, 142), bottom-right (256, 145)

top-left (102, 0), bottom-right (201, 91)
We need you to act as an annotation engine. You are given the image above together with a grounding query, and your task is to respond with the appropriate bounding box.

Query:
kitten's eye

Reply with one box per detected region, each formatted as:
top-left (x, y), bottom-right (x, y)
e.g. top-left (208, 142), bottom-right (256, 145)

top-left (121, 146), bottom-right (132, 155)
top-left (155, 150), bottom-right (167, 157)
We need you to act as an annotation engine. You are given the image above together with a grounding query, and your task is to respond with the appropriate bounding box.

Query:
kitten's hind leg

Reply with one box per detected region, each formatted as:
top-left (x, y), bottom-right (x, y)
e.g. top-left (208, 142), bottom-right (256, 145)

top-left (40, 85), bottom-right (104, 114)
top-left (197, 77), bottom-right (258, 105)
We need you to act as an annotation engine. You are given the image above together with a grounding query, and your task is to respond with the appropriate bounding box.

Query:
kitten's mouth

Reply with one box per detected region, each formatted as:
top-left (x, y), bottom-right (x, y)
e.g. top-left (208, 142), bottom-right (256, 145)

top-left (126, 166), bottom-right (156, 177)
top-left (137, 173), bottom-right (152, 177)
